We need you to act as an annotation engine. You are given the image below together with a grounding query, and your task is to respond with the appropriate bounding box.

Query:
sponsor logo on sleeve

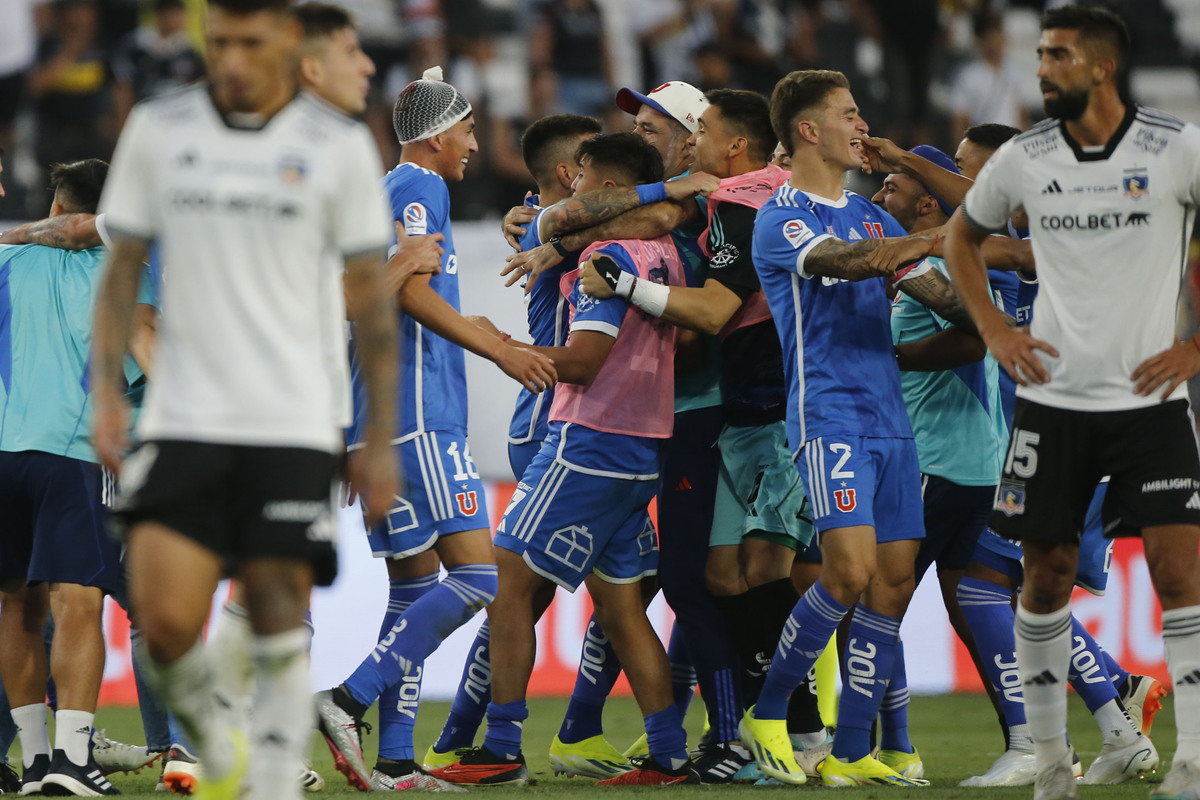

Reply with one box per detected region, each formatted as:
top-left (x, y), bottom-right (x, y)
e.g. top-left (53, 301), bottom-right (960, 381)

top-left (403, 202), bottom-right (428, 235)
top-left (782, 219), bottom-right (815, 249)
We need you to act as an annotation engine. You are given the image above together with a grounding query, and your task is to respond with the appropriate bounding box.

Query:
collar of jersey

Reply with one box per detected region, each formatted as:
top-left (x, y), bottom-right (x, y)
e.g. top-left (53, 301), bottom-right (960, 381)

top-left (1058, 102), bottom-right (1136, 163)
top-left (801, 189), bottom-right (850, 208)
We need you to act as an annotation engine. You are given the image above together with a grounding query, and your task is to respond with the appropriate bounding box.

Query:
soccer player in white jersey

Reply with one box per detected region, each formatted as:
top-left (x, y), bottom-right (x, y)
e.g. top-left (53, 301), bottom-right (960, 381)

top-left (89, 1), bottom-right (399, 799)
top-left (945, 7), bottom-right (1200, 800)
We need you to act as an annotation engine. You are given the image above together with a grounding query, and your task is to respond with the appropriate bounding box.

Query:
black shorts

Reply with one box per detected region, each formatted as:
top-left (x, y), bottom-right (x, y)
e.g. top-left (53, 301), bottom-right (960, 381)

top-left (990, 399), bottom-right (1200, 545)
top-left (0, 451), bottom-right (122, 592)
top-left (113, 440), bottom-right (339, 586)
top-left (916, 474), bottom-right (994, 579)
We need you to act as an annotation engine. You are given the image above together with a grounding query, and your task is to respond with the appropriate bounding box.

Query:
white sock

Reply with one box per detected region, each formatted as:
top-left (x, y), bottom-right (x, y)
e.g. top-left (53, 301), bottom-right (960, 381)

top-left (1014, 602), bottom-right (1071, 772)
top-left (1007, 722), bottom-right (1034, 753)
top-left (209, 601), bottom-right (255, 733)
top-left (246, 628), bottom-right (311, 800)
top-left (1163, 605), bottom-right (1200, 765)
top-left (54, 709), bottom-right (94, 766)
top-left (136, 638), bottom-right (234, 778)
top-left (1093, 698), bottom-right (1140, 747)
top-left (11, 703), bottom-right (49, 769)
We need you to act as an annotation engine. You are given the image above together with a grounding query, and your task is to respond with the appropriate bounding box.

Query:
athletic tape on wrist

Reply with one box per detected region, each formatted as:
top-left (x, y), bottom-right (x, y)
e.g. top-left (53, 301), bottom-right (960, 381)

top-left (628, 276), bottom-right (669, 317)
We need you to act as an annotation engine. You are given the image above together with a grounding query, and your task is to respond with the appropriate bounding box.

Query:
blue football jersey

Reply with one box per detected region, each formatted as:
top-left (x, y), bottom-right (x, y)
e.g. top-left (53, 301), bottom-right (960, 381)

top-left (349, 162), bottom-right (467, 445)
top-left (986, 265), bottom-right (1037, 429)
top-left (752, 186), bottom-right (913, 451)
top-left (507, 206), bottom-right (576, 445)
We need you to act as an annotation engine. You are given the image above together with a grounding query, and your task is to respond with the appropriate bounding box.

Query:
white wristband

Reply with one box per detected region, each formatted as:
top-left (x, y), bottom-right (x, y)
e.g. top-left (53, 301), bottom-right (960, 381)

top-left (628, 277), bottom-right (670, 318)
top-left (613, 270), bottom-right (636, 299)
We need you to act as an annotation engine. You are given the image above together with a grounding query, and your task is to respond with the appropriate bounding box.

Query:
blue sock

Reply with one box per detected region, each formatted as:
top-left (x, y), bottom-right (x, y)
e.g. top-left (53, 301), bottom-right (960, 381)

top-left (831, 605), bottom-right (901, 762)
top-left (434, 622), bottom-right (492, 752)
top-left (756, 581), bottom-right (849, 720)
top-left (879, 640), bottom-right (912, 753)
top-left (1101, 644), bottom-right (1129, 690)
top-left (1067, 616), bottom-right (1118, 713)
top-left (377, 575), bottom-right (440, 761)
top-left (957, 577), bottom-right (1026, 726)
top-left (644, 705), bottom-right (688, 770)
top-left (344, 564), bottom-right (498, 708)
top-left (667, 625), bottom-right (697, 716)
top-left (558, 615), bottom-right (621, 744)
top-left (482, 700), bottom-right (527, 760)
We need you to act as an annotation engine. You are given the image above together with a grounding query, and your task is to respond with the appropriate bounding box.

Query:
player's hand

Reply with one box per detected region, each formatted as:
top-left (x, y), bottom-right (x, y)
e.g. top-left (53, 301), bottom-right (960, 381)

top-left (496, 345), bottom-right (557, 393)
top-left (665, 171), bottom-right (720, 200)
top-left (503, 197), bottom-right (539, 250)
top-left (579, 255), bottom-right (616, 299)
top-left (983, 325), bottom-right (1058, 387)
top-left (860, 134), bottom-right (907, 176)
top-left (866, 236), bottom-right (935, 277)
top-left (1132, 339), bottom-right (1200, 401)
top-left (385, 228), bottom-right (443, 296)
top-left (502, 242), bottom-right (563, 293)
top-left (92, 391), bottom-right (131, 475)
top-left (348, 439), bottom-right (398, 526)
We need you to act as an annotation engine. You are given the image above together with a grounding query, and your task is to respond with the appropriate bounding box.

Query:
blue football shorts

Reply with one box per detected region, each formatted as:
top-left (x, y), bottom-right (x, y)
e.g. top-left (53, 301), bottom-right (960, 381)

top-left (796, 435), bottom-right (924, 542)
top-left (366, 432), bottom-right (490, 559)
top-left (493, 433), bottom-right (659, 591)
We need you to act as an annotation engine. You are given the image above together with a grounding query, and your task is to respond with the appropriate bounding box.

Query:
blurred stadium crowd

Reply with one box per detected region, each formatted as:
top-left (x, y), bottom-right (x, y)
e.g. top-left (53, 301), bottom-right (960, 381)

top-left (4, 0), bottom-right (1200, 222)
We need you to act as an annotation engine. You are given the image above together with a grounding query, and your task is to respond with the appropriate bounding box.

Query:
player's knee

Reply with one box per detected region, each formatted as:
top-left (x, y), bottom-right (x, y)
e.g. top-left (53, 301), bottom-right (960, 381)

top-left (446, 564), bottom-right (499, 612)
top-left (704, 562), bottom-right (741, 597)
top-left (823, 561), bottom-right (873, 601)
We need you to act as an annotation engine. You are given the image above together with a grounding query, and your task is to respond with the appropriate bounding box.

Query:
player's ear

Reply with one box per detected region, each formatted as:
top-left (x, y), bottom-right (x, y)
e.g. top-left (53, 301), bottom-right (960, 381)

top-left (729, 135), bottom-right (748, 160)
top-left (556, 162), bottom-right (575, 192)
top-left (298, 55), bottom-right (321, 88)
top-left (428, 132), bottom-right (445, 153)
top-left (796, 119), bottom-right (819, 147)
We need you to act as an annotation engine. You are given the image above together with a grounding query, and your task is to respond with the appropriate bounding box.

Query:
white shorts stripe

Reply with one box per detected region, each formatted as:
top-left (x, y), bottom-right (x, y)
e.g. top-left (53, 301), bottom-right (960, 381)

top-left (511, 461), bottom-right (560, 537)
top-left (428, 432), bottom-right (455, 519)
top-left (415, 434), bottom-right (446, 521)
top-left (518, 464), bottom-right (570, 543)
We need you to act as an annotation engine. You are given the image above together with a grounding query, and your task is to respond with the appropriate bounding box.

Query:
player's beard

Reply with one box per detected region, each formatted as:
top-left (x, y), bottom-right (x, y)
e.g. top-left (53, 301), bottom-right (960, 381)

top-left (1043, 86), bottom-right (1089, 121)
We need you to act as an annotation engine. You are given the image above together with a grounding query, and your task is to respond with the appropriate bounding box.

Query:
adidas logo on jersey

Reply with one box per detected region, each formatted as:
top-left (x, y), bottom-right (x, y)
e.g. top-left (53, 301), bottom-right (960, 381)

top-left (1042, 180), bottom-right (1064, 194)
top-left (1187, 491), bottom-right (1200, 511)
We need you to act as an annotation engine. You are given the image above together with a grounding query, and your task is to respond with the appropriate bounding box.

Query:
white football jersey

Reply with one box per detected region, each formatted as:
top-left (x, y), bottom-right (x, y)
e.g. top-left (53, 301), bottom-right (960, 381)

top-left (100, 87), bottom-right (392, 452)
top-left (963, 106), bottom-right (1200, 412)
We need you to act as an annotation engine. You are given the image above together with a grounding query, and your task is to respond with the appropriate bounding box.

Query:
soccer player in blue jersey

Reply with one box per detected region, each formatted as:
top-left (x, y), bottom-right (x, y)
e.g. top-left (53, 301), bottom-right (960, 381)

top-left (425, 113), bottom-right (622, 776)
top-left (743, 69), bottom-right (981, 787)
top-left (505, 81), bottom-right (753, 782)
top-left (0, 160), bottom-right (155, 796)
top-left (431, 132), bottom-right (698, 788)
top-left (315, 67), bottom-right (557, 793)
top-left (580, 88), bottom-right (829, 781)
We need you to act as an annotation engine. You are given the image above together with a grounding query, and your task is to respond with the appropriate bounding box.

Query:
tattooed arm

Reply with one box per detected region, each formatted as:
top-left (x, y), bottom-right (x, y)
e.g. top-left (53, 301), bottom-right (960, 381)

top-left (802, 236), bottom-right (922, 281)
top-left (0, 213), bottom-right (102, 249)
top-left (539, 171), bottom-right (718, 240)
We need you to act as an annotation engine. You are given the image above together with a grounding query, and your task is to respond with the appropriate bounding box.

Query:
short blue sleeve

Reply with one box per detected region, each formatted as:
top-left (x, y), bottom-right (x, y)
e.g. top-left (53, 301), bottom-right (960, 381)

top-left (136, 263), bottom-right (159, 308)
top-left (753, 202), bottom-right (832, 279)
top-left (569, 244), bottom-right (636, 337)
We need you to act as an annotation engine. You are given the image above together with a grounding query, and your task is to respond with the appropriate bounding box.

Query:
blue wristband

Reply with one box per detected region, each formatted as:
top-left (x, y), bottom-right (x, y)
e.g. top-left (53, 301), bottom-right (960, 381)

top-left (635, 182), bottom-right (668, 206)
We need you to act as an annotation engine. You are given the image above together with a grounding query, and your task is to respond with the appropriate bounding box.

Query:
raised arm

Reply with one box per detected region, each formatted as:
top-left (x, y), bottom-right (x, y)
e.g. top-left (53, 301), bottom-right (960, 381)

top-left (894, 265), bottom-right (981, 335)
top-left (862, 134), bottom-right (975, 209)
top-left (530, 330), bottom-right (616, 385)
top-left (0, 213), bottom-right (102, 249)
top-left (539, 172), bottom-right (717, 240)
top-left (400, 273), bottom-right (558, 391)
top-left (91, 234), bottom-right (151, 472)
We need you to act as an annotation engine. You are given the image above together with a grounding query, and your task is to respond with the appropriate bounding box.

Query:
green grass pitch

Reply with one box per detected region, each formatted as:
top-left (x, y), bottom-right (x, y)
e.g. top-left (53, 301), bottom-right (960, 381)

top-left (68, 693), bottom-right (1177, 797)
